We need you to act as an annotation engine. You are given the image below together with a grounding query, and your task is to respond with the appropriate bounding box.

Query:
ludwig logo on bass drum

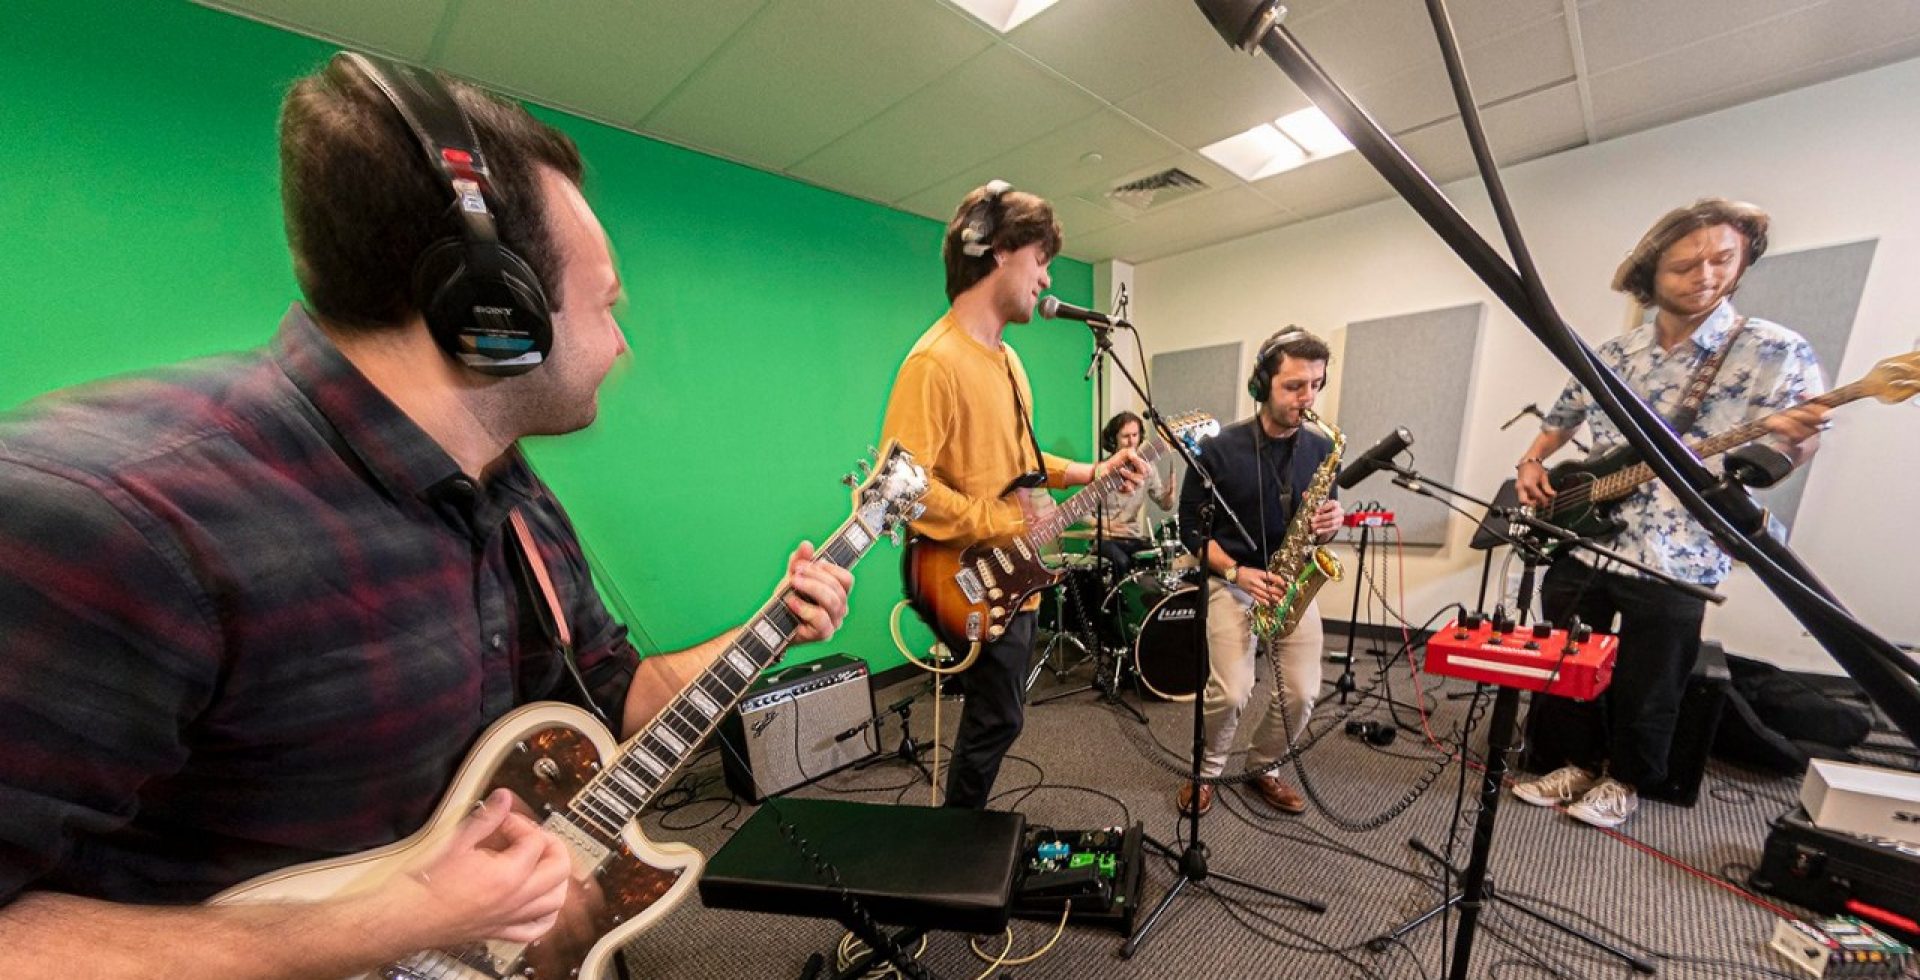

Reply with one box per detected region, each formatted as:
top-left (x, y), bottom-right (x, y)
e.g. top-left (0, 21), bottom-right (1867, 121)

top-left (1156, 607), bottom-right (1196, 622)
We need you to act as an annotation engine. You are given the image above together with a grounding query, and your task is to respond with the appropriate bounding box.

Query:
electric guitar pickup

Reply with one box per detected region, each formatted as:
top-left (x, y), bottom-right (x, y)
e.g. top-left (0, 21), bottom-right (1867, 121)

top-left (1527, 350), bottom-right (1920, 540)
top-left (902, 412), bottom-right (1217, 645)
top-left (212, 444), bottom-right (928, 980)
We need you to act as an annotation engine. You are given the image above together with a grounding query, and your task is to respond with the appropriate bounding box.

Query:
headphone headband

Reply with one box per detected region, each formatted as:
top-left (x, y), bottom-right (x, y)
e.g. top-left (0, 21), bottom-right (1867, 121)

top-left (960, 179), bottom-right (1014, 258)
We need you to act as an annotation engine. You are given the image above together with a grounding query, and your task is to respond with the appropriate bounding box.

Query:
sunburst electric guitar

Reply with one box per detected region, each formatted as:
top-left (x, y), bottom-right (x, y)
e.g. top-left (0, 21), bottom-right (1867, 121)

top-left (902, 412), bottom-right (1217, 645)
top-left (213, 444), bottom-right (928, 980)
top-left (1528, 350), bottom-right (1920, 539)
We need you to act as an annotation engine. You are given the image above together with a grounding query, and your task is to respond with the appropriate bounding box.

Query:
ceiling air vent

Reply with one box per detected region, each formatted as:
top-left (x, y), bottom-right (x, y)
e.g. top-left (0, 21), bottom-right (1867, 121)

top-left (1106, 167), bottom-right (1208, 213)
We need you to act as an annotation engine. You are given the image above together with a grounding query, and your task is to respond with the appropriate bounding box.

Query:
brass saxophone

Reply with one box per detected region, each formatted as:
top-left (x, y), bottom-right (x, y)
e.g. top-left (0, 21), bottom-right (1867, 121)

top-left (1248, 409), bottom-right (1345, 642)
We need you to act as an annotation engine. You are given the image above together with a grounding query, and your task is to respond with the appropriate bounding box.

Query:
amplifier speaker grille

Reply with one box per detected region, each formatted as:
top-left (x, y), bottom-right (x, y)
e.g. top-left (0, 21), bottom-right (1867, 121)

top-left (720, 653), bottom-right (877, 801)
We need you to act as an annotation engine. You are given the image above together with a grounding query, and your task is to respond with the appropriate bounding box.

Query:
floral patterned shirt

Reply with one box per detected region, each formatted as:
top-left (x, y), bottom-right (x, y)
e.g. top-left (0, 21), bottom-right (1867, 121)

top-left (1541, 301), bottom-right (1824, 586)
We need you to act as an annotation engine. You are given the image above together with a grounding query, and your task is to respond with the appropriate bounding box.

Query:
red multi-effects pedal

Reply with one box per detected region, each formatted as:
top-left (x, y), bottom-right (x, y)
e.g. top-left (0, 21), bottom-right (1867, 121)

top-left (1423, 615), bottom-right (1618, 701)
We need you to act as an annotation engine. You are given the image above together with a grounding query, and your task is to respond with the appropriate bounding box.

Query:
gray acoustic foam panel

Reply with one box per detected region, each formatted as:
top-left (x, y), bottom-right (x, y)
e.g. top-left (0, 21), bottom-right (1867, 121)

top-left (1718, 239), bottom-right (1876, 536)
top-left (1338, 304), bottom-right (1485, 546)
top-left (1144, 341), bottom-right (1242, 525)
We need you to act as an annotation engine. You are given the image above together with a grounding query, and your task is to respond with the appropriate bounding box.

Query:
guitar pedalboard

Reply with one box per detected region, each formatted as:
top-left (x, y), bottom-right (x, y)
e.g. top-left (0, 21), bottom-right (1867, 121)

top-left (1011, 824), bottom-right (1144, 933)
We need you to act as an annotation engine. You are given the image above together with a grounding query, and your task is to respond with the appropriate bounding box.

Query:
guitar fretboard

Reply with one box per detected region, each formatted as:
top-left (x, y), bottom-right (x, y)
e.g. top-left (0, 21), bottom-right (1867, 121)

top-left (564, 517), bottom-right (877, 839)
top-left (1583, 380), bottom-right (1866, 505)
top-left (1026, 439), bottom-right (1174, 545)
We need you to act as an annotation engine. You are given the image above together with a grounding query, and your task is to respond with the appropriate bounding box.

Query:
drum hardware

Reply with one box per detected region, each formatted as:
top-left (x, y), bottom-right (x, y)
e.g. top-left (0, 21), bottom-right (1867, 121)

top-left (1028, 555), bottom-right (1149, 724)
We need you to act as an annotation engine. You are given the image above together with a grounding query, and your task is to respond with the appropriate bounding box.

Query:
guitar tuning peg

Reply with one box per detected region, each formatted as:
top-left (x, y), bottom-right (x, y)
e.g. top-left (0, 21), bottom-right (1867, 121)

top-left (855, 458), bottom-right (871, 475)
top-left (889, 525), bottom-right (905, 545)
top-left (868, 444), bottom-right (880, 459)
top-left (840, 472), bottom-right (859, 489)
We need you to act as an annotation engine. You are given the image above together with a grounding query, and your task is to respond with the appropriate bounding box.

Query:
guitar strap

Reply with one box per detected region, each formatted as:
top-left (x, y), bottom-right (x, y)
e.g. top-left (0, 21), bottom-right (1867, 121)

top-left (1000, 358), bottom-right (1049, 496)
top-left (508, 508), bottom-right (613, 726)
top-left (1666, 316), bottom-right (1747, 436)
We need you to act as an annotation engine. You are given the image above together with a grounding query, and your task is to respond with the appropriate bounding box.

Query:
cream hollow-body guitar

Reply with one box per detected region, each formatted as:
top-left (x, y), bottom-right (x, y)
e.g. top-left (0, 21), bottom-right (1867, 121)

top-left (213, 445), bottom-right (928, 980)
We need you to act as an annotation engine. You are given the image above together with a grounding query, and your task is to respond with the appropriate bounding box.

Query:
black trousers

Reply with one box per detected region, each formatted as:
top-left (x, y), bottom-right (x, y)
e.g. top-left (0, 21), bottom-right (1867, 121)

top-left (1095, 536), bottom-right (1150, 578)
top-left (942, 612), bottom-right (1036, 809)
top-left (1532, 558), bottom-right (1708, 790)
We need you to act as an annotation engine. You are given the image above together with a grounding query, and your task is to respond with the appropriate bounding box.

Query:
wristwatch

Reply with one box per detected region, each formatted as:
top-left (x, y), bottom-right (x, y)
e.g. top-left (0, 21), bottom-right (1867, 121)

top-left (1223, 565), bottom-right (1241, 584)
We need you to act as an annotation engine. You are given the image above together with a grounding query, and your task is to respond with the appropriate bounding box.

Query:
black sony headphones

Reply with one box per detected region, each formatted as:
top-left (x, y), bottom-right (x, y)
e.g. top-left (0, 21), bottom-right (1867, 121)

top-left (1101, 411), bottom-right (1143, 454)
top-left (1246, 327), bottom-right (1308, 402)
top-left (958, 180), bottom-right (1014, 259)
top-left (333, 52), bottom-right (553, 377)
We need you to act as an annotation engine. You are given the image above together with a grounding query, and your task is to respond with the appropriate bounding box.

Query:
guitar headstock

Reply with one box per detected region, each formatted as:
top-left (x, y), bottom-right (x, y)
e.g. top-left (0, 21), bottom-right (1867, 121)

top-left (1161, 411), bottom-right (1222, 454)
top-left (1864, 351), bottom-right (1920, 405)
top-left (848, 440), bottom-right (928, 544)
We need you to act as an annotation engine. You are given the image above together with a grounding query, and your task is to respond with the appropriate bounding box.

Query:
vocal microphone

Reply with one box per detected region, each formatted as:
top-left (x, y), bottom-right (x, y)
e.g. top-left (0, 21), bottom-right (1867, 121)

top-left (1038, 295), bottom-right (1118, 327)
top-left (1500, 403), bottom-right (1542, 431)
top-left (1336, 427), bottom-right (1413, 491)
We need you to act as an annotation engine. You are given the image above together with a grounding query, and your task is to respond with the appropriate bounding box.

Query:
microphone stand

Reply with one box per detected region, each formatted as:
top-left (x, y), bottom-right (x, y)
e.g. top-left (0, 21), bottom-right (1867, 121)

top-left (1083, 320), bottom-right (1325, 961)
top-left (1366, 460), bottom-right (1716, 979)
top-left (1031, 317), bottom-right (1147, 724)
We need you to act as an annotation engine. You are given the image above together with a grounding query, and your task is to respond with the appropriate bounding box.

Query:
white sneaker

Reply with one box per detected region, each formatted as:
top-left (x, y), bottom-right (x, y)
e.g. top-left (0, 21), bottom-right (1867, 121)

top-left (1567, 777), bottom-right (1640, 829)
top-left (1511, 766), bottom-right (1598, 807)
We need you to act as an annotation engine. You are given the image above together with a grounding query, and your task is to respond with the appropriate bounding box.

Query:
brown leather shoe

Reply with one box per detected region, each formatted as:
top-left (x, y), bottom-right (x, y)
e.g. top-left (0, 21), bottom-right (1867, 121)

top-left (1252, 774), bottom-right (1306, 814)
top-left (1176, 782), bottom-right (1214, 816)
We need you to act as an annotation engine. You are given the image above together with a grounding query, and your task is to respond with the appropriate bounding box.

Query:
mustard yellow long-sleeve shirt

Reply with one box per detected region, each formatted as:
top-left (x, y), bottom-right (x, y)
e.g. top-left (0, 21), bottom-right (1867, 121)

top-left (881, 313), bottom-right (1071, 544)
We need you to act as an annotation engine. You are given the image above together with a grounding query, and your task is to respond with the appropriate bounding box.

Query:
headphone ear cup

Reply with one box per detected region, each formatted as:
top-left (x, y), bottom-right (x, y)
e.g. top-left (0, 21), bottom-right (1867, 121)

top-left (417, 239), bottom-right (553, 377)
top-left (1247, 367), bottom-right (1267, 403)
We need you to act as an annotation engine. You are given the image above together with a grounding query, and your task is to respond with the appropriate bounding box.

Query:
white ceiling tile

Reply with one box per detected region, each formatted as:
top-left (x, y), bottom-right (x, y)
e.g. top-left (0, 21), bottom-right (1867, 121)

top-left (1247, 151), bottom-right (1391, 218)
top-left (1594, 37), bottom-right (1920, 139)
top-left (434, 0), bottom-right (767, 125)
top-left (1588, 0), bottom-right (1920, 128)
top-left (1114, 39), bottom-right (1316, 149)
top-left (1051, 194), bottom-right (1132, 239)
top-left (787, 45), bottom-right (1105, 205)
top-left (639, 0), bottom-right (993, 172)
top-left (894, 109), bottom-right (1183, 214)
top-left (1438, 0), bottom-right (1568, 42)
top-left (196, 0), bottom-right (451, 59)
top-left (1005, 0), bottom-right (1240, 103)
top-left (1578, 0), bottom-right (1823, 74)
top-left (1285, 0), bottom-right (1461, 90)
top-left (1066, 185), bottom-right (1286, 263)
top-left (1350, 14), bottom-right (1577, 133)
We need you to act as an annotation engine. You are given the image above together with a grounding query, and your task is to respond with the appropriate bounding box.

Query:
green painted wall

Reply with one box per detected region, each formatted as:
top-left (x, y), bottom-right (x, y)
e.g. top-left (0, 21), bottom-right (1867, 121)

top-left (0, 0), bottom-right (1096, 673)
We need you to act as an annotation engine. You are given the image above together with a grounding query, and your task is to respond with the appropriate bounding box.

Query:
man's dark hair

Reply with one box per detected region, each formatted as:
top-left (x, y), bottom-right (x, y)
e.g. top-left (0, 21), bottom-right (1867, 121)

top-left (280, 59), bottom-right (585, 330)
top-left (942, 186), bottom-right (1063, 302)
top-left (1611, 198), bottom-right (1771, 307)
top-left (1101, 410), bottom-right (1144, 454)
top-left (1257, 326), bottom-right (1331, 369)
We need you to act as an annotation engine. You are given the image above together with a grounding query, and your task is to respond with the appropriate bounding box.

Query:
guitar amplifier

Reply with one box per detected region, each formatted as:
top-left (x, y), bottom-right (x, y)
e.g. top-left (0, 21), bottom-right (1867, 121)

top-left (720, 654), bottom-right (878, 802)
top-left (1751, 807), bottom-right (1920, 943)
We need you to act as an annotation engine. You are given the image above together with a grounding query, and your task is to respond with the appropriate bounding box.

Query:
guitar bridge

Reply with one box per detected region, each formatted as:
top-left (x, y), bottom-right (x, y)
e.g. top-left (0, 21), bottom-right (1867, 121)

top-left (955, 567), bottom-right (985, 605)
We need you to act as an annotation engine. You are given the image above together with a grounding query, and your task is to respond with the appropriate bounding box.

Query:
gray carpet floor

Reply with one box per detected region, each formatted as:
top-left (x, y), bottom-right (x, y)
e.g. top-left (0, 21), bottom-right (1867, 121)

top-left (615, 643), bottom-right (1903, 979)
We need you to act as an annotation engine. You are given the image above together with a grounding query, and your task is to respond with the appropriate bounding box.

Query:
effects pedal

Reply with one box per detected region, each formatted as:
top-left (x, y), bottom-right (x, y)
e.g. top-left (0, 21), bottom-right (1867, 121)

top-left (1011, 824), bottom-right (1144, 933)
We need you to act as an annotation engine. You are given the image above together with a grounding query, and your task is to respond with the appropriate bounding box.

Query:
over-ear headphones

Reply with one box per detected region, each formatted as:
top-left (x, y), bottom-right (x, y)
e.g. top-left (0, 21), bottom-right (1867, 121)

top-left (1246, 327), bottom-right (1308, 402)
top-left (1101, 411), bottom-right (1143, 454)
top-left (959, 180), bottom-right (1014, 258)
top-left (333, 52), bottom-right (553, 377)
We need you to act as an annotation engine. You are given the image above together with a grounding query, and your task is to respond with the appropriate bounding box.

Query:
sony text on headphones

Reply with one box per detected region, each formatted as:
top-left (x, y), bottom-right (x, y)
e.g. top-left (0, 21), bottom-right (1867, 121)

top-left (1246, 327), bottom-right (1309, 402)
top-left (958, 179), bottom-right (1015, 258)
top-left (333, 52), bottom-right (553, 377)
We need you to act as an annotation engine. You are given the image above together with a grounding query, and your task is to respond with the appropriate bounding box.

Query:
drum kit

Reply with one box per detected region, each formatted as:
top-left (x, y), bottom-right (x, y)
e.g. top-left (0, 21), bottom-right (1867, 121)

top-left (1031, 518), bottom-right (1206, 703)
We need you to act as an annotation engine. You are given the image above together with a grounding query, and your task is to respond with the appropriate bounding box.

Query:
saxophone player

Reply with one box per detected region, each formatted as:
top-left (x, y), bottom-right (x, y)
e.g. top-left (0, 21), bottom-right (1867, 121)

top-left (1174, 327), bottom-right (1344, 816)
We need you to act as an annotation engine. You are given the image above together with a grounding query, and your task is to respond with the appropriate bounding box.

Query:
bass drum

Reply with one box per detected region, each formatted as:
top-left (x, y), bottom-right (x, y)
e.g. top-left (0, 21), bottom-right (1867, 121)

top-left (1131, 586), bottom-right (1206, 702)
